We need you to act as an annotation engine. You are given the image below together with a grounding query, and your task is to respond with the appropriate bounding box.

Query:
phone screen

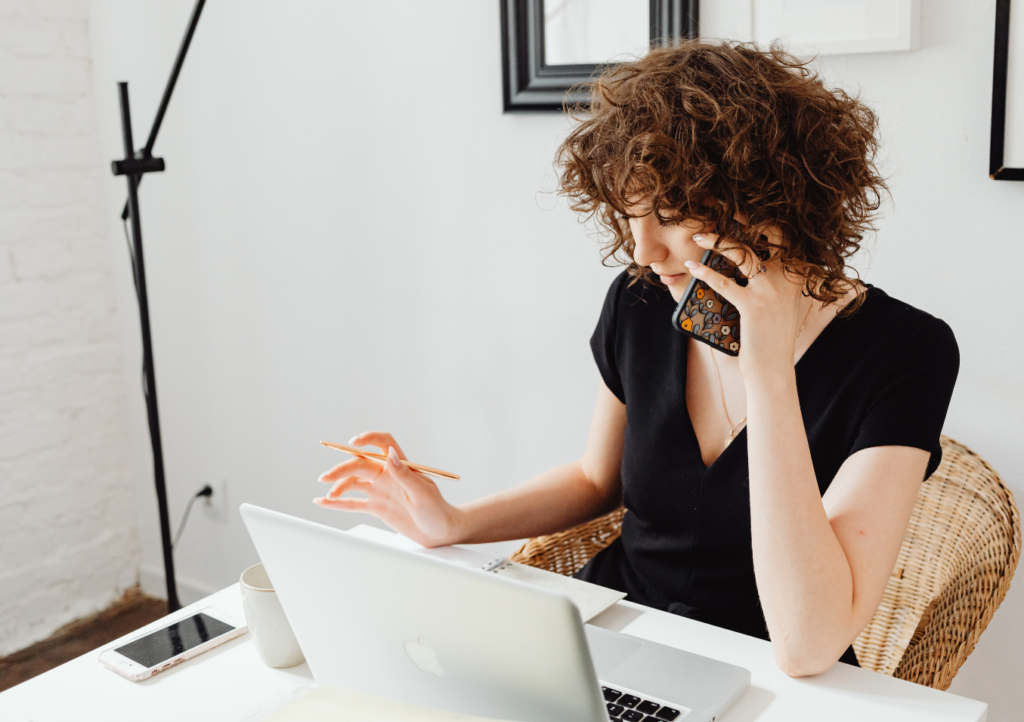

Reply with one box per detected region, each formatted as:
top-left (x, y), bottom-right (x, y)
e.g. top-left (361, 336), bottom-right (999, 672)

top-left (115, 612), bottom-right (237, 668)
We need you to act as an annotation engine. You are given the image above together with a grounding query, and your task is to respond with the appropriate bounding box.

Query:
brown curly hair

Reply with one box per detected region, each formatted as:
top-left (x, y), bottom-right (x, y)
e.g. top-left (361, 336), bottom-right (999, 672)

top-left (556, 40), bottom-right (887, 311)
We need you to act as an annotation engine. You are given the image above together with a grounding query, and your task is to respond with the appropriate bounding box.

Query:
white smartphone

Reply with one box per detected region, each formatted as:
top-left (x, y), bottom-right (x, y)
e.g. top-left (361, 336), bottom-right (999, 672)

top-left (99, 606), bottom-right (247, 681)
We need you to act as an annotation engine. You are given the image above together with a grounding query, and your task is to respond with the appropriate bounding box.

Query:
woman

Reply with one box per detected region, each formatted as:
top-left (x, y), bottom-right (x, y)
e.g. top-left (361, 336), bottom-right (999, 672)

top-left (314, 42), bottom-right (958, 676)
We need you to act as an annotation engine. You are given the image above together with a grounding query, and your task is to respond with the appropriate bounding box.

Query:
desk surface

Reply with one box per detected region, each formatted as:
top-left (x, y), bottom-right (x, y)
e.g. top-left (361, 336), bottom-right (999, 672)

top-left (0, 532), bottom-right (988, 722)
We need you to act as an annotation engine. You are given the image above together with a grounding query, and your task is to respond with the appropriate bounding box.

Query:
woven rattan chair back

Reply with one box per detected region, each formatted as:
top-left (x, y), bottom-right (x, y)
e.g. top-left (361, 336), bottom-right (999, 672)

top-left (855, 436), bottom-right (1020, 687)
top-left (508, 435), bottom-right (1020, 689)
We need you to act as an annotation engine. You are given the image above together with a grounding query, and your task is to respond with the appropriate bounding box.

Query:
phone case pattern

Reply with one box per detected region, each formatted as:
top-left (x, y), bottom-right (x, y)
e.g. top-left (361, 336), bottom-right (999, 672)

top-left (673, 252), bottom-right (741, 355)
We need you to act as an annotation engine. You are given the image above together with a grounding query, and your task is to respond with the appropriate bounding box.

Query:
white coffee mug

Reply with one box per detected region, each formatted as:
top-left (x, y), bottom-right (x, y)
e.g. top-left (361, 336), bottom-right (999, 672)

top-left (240, 563), bottom-right (305, 668)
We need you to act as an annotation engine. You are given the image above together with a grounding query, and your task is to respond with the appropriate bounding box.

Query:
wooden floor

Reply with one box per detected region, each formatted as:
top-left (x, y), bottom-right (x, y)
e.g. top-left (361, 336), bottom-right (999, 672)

top-left (0, 587), bottom-right (167, 693)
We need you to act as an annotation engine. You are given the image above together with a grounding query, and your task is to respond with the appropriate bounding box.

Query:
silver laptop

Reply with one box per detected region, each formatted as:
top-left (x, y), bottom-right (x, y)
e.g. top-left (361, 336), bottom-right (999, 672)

top-left (241, 504), bottom-right (749, 722)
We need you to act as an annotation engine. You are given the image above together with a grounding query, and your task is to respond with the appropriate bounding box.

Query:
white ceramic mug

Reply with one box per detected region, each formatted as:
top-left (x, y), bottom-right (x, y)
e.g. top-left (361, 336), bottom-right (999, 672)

top-left (240, 563), bottom-right (305, 668)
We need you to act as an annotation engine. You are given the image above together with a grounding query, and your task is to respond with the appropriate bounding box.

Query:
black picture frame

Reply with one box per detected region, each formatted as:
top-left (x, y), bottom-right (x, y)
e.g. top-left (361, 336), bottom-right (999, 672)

top-left (990, 0), bottom-right (1023, 180)
top-left (500, 0), bottom-right (699, 112)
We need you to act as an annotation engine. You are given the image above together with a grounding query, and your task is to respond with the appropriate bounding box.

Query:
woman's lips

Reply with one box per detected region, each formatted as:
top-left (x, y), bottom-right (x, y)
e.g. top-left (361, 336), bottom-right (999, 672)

top-left (658, 272), bottom-right (687, 285)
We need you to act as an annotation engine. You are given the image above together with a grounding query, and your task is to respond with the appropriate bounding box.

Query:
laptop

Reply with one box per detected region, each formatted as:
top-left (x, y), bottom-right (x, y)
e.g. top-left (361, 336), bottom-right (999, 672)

top-left (240, 504), bottom-right (749, 722)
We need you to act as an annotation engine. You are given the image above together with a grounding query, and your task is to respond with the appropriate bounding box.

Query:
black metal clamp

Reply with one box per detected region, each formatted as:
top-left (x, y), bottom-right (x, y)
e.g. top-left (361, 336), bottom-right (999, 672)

top-left (111, 155), bottom-right (165, 177)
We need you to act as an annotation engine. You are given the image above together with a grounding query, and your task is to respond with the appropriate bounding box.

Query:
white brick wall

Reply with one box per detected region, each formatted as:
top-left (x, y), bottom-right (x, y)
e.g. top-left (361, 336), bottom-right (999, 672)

top-left (0, 0), bottom-right (139, 657)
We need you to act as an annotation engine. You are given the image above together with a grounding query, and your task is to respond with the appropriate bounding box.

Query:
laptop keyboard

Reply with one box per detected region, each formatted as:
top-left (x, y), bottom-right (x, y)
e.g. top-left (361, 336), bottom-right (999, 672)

top-left (602, 686), bottom-right (682, 721)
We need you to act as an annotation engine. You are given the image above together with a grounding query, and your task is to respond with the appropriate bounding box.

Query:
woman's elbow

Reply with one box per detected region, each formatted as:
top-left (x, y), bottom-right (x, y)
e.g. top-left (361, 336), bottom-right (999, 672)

top-left (772, 643), bottom-right (841, 678)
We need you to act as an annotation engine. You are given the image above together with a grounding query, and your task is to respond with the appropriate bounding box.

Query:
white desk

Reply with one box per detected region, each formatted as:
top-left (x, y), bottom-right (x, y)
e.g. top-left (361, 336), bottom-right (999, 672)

top-left (0, 532), bottom-right (988, 722)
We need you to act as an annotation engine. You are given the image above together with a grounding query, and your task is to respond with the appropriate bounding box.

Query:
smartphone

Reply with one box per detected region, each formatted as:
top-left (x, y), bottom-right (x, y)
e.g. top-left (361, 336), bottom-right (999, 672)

top-left (671, 249), bottom-right (743, 356)
top-left (99, 606), bottom-right (246, 681)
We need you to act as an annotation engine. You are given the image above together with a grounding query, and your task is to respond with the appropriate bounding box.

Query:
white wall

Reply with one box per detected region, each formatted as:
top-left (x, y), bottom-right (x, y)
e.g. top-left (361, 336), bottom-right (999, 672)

top-left (87, 0), bottom-right (612, 605)
top-left (87, 0), bottom-right (1023, 718)
top-left (0, 0), bottom-right (138, 656)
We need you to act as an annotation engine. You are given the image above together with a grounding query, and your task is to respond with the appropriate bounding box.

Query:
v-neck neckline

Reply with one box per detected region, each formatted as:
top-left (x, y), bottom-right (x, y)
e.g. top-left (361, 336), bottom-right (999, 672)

top-left (683, 284), bottom-right (873, 473)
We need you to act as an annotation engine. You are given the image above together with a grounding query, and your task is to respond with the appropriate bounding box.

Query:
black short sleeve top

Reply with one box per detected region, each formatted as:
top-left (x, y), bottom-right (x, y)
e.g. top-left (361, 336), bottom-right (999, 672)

top-left (583, 271), bottom-right (959, 640)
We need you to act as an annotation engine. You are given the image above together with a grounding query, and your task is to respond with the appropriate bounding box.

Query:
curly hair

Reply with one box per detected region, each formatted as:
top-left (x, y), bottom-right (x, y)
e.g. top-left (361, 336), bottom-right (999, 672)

top-left (556, 40), bottom-right (887, 311)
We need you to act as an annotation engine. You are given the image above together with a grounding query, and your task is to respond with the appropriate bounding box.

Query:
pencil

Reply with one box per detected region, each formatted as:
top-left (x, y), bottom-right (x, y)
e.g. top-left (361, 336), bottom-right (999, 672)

top-left (320, 441), bottom-right (461, 481)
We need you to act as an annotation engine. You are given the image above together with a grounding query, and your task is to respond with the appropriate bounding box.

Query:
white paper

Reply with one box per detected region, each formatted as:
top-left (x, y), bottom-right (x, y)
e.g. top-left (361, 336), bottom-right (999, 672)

top-left (346, 525), bottom-right (491, 570)
top-left (492, 562), bottom-right (626, 622)
top-left (254, 685), bottom-right (513, 722)
top-left (346, 526), bottom-right (626, 621)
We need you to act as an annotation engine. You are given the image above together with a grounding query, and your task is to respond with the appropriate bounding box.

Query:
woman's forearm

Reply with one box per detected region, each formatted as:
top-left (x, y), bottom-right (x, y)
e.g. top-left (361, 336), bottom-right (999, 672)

top-left (746, 369), bottom-right (858, 675)
top-left (449, 460), bottom-right (621, 546)
top-left (448, 382), bottom-right (626, 546)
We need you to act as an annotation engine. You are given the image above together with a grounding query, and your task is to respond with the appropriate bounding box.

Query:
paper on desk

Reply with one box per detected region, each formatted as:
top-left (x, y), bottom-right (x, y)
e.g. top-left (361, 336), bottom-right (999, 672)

top-left (490, 562), bottom-right (625, 622)
top-left (346, 525), bottom-right (625, 622)
top-left (348, 525), bottom-right (495, 570)
top-left (253, 685), bottom-right (516, 722)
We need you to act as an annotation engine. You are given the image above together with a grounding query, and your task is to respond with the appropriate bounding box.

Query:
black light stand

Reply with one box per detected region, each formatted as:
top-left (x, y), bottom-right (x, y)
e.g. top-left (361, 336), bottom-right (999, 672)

top-left (110, 0), bottom-right (207, 613)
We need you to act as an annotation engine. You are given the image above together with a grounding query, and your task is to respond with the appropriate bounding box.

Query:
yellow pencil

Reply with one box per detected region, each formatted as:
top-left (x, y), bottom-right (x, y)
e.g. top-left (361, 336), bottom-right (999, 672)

top-left (320, 441), bottom-right (461, 481)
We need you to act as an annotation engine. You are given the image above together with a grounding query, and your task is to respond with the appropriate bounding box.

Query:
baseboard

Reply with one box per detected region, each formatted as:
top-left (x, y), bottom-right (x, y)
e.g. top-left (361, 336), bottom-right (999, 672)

top-left (139, 563), bottom-right (220, 607)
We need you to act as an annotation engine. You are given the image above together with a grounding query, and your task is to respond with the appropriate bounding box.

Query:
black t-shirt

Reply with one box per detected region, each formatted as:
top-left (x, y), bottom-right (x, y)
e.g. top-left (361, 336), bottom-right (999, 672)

top-left (576, 271), bottom-right (959, 653)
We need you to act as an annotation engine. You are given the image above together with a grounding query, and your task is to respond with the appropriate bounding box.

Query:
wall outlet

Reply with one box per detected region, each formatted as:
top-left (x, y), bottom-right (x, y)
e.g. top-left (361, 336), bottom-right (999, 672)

top-left (200, 476), bottom-right (228, 522)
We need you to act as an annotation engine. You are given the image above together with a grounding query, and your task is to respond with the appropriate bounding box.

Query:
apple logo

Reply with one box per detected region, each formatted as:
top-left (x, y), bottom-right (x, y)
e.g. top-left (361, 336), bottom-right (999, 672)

top-left (403, 636), bottom-right (446, 677)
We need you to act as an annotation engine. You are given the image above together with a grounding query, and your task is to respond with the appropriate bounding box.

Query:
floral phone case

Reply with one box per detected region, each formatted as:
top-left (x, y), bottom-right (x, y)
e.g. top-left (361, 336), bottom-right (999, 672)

top-left (671, 249), bottom-right (742, 356)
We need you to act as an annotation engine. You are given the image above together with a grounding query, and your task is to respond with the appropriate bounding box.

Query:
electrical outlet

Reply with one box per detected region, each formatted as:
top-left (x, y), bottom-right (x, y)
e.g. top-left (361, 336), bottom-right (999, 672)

top-left (200, 476), bottom-right (228, 522)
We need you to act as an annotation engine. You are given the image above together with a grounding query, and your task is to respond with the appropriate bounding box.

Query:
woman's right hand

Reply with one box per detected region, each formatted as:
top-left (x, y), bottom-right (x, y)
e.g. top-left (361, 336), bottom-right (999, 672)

top-left (313, 431), bottom-right (464, 548)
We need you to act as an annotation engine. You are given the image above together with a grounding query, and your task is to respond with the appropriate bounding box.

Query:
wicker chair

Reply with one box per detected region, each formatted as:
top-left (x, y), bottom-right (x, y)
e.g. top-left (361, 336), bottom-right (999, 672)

top-left (509, 435), bottom-right (1020, 690)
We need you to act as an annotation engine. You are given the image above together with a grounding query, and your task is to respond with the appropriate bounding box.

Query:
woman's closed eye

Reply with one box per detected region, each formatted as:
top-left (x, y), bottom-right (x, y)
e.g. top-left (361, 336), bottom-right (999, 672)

top-left (617, 211), bottom-right (680, 225)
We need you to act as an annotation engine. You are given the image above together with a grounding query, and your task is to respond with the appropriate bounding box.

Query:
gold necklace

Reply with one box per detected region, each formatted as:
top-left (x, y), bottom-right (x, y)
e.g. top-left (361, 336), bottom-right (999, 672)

top-left (709, 300), bottom-right (814, 446)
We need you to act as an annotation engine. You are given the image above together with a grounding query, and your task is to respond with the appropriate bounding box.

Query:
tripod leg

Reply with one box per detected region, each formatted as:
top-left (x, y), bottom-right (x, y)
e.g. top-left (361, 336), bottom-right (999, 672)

top-left (118, 82), bottom-right (181, 613)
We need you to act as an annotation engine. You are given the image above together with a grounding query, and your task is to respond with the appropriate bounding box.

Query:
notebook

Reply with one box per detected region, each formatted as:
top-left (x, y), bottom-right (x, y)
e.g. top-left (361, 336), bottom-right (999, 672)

top-left (346, 525), bottom-right (626, 621)
top-left (249, 685), bottom-right (515, 722)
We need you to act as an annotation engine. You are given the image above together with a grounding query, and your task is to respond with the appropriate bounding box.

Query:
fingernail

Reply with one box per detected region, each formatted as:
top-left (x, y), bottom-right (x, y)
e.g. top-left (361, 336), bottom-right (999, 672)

top-left (693, 233), bottom-right (705, 241)
top-left (388, 446), bottom-right (400, 465)
top-left (313, 497), bottom-right (324, 504)
top-left (348, 435), bottom-right (359, 444)
top-left (685, 260), bottom-right (699, 269)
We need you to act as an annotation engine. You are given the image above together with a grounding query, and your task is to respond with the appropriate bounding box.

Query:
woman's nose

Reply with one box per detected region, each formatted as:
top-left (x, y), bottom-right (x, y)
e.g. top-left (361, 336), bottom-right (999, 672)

top-left (631, 217), bottom-right (668, 267)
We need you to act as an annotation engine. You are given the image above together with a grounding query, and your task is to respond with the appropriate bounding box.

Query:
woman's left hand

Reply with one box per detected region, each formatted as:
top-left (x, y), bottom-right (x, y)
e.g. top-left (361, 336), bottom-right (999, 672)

top-left (685, 225), bottom-right (810, 384)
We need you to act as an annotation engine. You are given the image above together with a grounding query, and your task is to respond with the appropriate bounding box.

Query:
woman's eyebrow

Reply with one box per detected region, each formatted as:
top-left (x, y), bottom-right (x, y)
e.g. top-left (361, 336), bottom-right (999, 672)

top-left (619, 206), bottom-right (655, 219)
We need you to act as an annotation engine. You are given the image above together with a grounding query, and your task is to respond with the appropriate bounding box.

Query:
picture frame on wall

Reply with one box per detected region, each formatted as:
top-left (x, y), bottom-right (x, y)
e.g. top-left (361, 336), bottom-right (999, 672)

top-left (991, 0), bottom-right (1024, 180)
top-left (500, 0), bottom-right (699, 112)
top-left (750, 0), bottom-right (921, 56)
top-left (699, 0), bottom-right (921, 57)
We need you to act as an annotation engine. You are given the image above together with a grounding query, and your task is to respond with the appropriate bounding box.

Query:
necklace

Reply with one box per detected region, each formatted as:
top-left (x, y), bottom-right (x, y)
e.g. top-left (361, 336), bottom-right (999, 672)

top-left (709, 351), bottom-right (746, 446)
top-left (709, 299), bottom-right (815, 446)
